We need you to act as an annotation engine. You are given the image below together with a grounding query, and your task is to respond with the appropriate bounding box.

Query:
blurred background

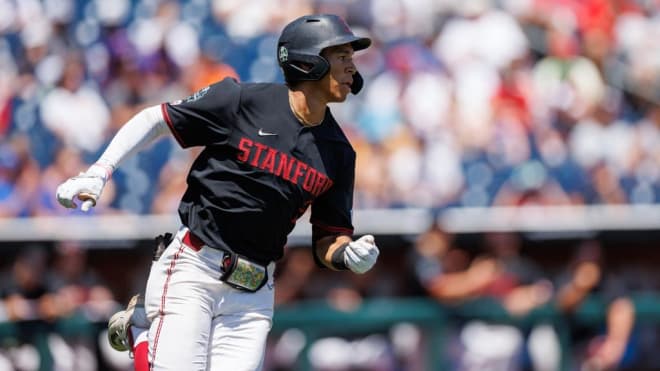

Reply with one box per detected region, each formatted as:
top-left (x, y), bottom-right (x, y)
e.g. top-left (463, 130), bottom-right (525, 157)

top-left (0, 0), bottom-right (659, 370)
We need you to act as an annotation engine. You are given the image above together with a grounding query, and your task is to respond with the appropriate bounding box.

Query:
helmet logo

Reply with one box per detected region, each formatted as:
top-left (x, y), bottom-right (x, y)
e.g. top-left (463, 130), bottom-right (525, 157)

top-left (278, 46), bottom-right (288, 63)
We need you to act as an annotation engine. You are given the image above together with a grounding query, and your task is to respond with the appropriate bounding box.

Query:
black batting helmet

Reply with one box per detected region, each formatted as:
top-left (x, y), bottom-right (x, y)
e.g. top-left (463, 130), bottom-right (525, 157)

top-left (277, 14), bottom-right (371, 94)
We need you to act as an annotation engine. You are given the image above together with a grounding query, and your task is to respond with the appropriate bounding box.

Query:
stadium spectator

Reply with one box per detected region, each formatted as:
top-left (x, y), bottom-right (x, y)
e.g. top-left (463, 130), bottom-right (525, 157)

top-left (0, 246), bottom-right (56, 370)
top-left (39, 52), bottom-right (111, 155)
top-left (46, 242), bottom-right (120, 371)
top-left (555, 239), bottom-right (637, 371)
top-left (413, 228), bottom-right (558, 371)
top-left (46, 241), bottom-right (117, 321)
top-left (0, 144), bottom-right (26, 217)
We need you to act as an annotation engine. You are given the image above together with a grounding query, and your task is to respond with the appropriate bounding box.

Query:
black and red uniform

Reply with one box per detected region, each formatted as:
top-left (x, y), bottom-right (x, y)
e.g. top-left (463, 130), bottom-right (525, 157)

top-left (161, 78), bottom-right (355, 265)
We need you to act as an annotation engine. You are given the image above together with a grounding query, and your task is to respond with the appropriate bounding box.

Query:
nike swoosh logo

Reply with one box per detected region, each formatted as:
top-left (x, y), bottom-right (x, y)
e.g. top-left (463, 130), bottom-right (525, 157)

top-left (258, 129), bottom-right (278, 136)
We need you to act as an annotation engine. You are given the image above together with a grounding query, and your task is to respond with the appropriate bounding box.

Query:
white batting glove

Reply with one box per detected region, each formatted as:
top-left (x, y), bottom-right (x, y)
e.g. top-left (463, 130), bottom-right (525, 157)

top-left (56, 164), bottom-right (111, 212)
top-left (344, 235), bottom-right (379, 274)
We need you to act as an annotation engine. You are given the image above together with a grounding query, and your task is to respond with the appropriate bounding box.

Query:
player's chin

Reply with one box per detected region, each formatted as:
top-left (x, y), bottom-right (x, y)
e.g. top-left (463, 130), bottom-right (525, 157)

top-left (331, 88), bottom-right (351, 102)
top-left (333, 94), bottom-right (349, 103)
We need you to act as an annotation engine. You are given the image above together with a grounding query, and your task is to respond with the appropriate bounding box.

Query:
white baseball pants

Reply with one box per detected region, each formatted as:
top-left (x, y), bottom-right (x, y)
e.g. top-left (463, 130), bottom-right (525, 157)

top-left (144, 227), bottom-right (275, 371)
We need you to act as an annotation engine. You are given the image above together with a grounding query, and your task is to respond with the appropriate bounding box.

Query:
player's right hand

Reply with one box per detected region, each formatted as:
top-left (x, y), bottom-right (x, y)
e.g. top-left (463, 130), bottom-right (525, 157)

top-left (344, 234), bottom-right (379, 274)
top-left (56, 164), bottom-right (110, 211)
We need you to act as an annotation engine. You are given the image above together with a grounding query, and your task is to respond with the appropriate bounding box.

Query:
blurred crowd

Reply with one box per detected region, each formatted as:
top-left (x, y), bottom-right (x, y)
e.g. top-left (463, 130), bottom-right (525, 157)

top-left (1, 0), bottom-right (659, 217)
top-left (3, 230), bottom-right (658, 371)
top-left (0, 242), bottom-right (129, 370)
top-left (265, 227), bottom-right (659, 371)
top-left (1, 0), bottom-right (660, 370)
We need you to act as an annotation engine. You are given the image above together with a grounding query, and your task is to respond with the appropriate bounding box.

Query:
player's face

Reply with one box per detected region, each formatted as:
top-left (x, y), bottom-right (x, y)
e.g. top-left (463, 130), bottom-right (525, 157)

top-left (320, 44), bottom-right (356, 102)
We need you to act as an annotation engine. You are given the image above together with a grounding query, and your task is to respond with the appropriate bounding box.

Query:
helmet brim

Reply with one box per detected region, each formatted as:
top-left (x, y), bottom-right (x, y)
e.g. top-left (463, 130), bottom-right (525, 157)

top-left (349, 36), bottom-right (371, 51)
top-left (324, 35), bottom-right (372, 52)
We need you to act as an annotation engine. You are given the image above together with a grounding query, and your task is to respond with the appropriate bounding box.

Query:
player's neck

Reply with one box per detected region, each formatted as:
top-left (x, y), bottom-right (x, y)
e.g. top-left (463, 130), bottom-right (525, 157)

top-left (288, 89), bottom-right (326, 127)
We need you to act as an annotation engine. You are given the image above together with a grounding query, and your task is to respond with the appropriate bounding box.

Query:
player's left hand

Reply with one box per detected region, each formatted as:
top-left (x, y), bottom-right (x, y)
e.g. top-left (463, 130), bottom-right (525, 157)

top-left (344, 235), bottom-right (379, 274)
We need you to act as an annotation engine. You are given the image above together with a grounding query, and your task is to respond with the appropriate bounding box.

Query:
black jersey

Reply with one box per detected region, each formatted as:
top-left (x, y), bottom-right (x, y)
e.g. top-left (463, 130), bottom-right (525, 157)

top-left (162, 78), bottom-right (355, 264)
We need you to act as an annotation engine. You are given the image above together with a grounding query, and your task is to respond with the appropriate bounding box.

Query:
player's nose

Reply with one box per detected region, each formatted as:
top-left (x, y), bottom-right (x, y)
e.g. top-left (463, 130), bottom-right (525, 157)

top-left (346, 61), bottom-right (356, 75)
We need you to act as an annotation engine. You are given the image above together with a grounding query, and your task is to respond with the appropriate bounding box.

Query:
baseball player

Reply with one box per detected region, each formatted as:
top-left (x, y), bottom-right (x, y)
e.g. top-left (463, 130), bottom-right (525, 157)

top-left (56, 14), bottom-right (379, 371)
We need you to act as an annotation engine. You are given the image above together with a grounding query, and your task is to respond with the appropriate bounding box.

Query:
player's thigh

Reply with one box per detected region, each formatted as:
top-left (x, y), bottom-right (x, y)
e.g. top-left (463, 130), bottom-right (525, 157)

top-left (207, 312), bottom-right (272, 371)
top-left (143, 233), bottom-right (220, 320)
top-left (144, 240), bottom-right (219, 370)
top-left (147, 309), bottom-right (213, 371)
top-left (206, 262), bottom-right (276, 370)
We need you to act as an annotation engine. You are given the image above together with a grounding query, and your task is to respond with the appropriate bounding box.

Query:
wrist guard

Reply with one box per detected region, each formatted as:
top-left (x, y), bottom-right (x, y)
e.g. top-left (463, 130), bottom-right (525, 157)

top-left (330, 243), bottom-right (349, 270)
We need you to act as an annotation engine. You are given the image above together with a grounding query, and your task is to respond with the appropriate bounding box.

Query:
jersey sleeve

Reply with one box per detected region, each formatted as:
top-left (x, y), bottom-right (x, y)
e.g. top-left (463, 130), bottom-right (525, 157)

top-left (161, 77), bottom-right (241, 148)
top-left (310, 150), bottom-right (355, 236)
